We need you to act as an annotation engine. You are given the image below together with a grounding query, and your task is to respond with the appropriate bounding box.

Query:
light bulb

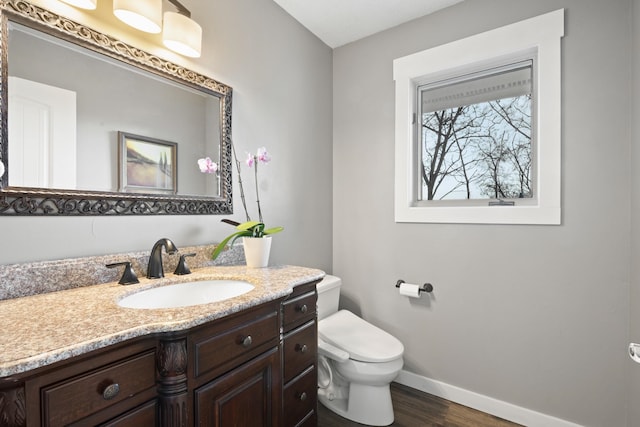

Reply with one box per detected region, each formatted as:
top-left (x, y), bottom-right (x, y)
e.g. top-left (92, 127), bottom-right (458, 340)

top-left (113, 0), bottom-right (162, 34)
top-left (162, 11), bottom-right (202, 58)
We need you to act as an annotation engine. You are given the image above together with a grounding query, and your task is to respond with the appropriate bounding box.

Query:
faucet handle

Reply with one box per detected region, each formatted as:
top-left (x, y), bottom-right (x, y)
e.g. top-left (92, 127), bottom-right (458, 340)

top-left (106, 262), bottom-right (140, 285)
top-left (174, 253), bottom-right (196, 275)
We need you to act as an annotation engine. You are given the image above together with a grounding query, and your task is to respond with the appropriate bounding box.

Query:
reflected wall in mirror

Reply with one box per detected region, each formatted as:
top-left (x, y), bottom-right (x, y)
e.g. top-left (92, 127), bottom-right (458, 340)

top-left (0, 0), bottom-right (233, 215)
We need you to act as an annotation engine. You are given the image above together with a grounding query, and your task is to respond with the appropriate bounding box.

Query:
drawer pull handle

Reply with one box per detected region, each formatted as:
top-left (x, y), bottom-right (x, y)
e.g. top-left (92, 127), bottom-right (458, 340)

top-left (297, 304), bottom-right (308, 314)
top-left (102, 383), bottom-right (120, 400)
top-left (240, 335), bottom-right (253, 348)
top-left (296, 344), bottom-right (308, 353)
top-left (297, 391), bottom-right (308, 401)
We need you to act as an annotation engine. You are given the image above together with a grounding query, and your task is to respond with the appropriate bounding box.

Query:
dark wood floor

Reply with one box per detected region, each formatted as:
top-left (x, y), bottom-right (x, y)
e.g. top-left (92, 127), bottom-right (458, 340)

top-left (317, 382), bottom-right (523, 427)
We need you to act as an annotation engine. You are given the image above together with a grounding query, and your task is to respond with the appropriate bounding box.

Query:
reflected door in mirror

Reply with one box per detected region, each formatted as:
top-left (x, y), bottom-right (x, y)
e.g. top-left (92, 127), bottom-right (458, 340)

top-left (8, 76), bottom-right (77, 189)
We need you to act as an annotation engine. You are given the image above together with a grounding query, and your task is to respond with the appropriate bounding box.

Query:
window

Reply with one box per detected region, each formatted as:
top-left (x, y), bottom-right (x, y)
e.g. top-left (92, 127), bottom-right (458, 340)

top-left (394, 9), bottom-right (564, 224)
top-left (419, 59), bottom-right (534, 202)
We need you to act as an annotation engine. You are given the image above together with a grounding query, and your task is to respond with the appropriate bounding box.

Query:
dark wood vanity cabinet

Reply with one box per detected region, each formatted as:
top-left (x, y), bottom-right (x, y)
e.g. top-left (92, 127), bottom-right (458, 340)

top-left (281, 281), bottom-right (319, 427)
top-left (0, 281), bottom-right (319, 427)
top-left (189, 299), bottom-right (282, 426)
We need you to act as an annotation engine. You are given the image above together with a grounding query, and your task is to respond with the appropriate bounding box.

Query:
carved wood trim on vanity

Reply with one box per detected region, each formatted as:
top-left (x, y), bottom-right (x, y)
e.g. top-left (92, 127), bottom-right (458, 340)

top-left (157, 337), bottom-right (189, 426)
top-left (0, 383), bottom-right (26, 427)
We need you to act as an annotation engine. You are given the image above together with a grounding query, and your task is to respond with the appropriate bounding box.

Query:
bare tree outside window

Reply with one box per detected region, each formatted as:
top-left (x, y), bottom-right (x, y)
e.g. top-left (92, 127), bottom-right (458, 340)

top-left (419, 64), bottom-right (533, 201)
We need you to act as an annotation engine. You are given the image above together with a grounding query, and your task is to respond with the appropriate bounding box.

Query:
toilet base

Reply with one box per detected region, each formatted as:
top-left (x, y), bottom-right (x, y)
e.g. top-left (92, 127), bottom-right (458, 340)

top-left (319, 382), bottom-right (394, 426)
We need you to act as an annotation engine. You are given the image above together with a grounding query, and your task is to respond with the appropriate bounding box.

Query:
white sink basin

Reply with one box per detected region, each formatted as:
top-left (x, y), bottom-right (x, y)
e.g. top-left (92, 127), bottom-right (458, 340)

top-left (117, 280), bottom-right (254, 309)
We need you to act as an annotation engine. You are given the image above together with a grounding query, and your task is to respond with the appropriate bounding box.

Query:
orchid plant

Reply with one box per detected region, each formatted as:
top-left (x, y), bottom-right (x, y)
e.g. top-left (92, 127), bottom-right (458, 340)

top-left (199, 146), bottom-right (283, 260)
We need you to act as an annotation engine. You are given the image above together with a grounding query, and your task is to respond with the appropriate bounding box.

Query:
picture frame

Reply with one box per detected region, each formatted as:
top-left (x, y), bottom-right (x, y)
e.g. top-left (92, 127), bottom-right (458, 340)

top-left (118, 132), bottom-right (177, 194)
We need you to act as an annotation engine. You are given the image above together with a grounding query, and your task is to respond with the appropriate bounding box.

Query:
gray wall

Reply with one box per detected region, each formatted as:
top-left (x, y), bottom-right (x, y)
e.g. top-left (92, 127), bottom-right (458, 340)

top-left (630, 0), bottom-right (640, 424)
top-left (0, 0), bottom-right (333, 273)
top-left (333, 1), bottom-right (632, 425)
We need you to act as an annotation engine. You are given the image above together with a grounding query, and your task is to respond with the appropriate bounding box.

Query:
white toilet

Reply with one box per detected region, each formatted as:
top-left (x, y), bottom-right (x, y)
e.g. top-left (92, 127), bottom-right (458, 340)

top-left (316, 275), bottom-right (404, 426)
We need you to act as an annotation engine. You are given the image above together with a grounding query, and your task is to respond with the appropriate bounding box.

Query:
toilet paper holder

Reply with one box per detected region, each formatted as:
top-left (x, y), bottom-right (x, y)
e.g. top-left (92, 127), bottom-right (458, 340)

top-left (395, 280), bottom-right (433, 294)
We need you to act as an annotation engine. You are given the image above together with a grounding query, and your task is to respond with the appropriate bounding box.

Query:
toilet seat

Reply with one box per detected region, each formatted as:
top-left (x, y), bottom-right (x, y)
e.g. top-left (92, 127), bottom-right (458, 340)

top-left (318, 310), bottom-right (404, 363)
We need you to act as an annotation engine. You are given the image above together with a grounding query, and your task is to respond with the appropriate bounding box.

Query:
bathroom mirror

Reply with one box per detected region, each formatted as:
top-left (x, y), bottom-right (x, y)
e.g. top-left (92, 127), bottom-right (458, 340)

top-left (0, 0), bottom-right (233, 215)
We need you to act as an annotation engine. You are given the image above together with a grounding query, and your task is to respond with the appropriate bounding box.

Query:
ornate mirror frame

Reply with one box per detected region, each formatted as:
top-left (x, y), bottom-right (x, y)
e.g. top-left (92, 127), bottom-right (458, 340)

top-left (0, 0), bottom-right (233, 215)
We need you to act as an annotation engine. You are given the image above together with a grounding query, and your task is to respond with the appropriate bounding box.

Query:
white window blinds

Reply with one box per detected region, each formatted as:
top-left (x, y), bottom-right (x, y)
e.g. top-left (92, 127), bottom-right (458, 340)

top-left (420, 60), bottom-right (532, 114)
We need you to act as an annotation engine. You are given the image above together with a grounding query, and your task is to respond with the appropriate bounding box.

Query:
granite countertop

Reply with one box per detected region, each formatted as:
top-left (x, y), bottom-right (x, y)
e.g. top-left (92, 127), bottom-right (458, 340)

top-left (0, 265), bottom-right (324, 378)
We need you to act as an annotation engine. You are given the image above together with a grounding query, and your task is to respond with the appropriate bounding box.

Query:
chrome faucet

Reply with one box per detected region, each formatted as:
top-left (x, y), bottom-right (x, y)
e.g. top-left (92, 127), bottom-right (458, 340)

top-left (147, 238), bottom-right (178, 279)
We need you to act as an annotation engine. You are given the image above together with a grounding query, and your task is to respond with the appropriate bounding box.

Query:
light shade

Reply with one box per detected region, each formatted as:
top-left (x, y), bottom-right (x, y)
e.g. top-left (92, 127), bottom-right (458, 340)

top-left (113, 0), bottom-right (162, 34)
top-left (59, 0), bottom-right (97, 9)
top-left (162, 11), bottom-right (202, 58)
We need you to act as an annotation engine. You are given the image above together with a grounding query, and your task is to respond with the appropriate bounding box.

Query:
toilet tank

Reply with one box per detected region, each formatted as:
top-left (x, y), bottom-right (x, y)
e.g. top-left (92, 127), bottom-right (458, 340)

top-left (316, 275), bottom-right (342, 320)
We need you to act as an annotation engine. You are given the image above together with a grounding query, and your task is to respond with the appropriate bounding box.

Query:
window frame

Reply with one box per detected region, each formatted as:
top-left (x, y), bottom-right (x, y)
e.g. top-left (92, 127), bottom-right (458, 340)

top-left (393, 9), bottom-right (564, 224)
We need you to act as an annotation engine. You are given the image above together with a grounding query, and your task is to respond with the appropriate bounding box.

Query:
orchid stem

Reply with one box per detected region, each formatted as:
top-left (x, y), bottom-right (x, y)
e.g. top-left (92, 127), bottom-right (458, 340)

top-left (254, 156), bottom-right (263, 223)
top-left (231, 140), bottom-right (251, 222)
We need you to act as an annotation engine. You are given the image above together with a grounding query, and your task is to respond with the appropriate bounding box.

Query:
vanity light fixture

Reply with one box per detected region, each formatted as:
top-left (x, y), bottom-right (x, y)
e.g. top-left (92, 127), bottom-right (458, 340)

top-left (162, 0), bottom-right (202, 58)
top-left (63, 0), bottom-right (202, 57)
top-left (59, 0), bottom-right (97, 10)
top-left (113, 0), bottom-right (163, 34)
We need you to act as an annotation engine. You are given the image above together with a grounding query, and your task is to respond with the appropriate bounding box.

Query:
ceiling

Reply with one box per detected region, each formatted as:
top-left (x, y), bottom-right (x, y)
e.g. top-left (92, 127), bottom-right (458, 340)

top-left (272, 0), bottom-right (464, 48)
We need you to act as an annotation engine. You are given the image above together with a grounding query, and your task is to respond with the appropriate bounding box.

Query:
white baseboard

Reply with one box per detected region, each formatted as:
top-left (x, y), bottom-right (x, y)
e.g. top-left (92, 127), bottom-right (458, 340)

top-left (395, 370), bottom-right (583, 427)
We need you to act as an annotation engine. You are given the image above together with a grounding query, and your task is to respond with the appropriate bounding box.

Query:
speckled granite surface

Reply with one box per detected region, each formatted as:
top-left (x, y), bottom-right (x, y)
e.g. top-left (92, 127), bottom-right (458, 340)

top-left (0, 243), bottom-right (244, 300)
top-left (0, 264), bottom-right (324, 377)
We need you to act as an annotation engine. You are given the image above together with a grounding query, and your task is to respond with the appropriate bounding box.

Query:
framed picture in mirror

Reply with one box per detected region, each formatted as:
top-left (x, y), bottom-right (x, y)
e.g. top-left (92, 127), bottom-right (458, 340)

top-left (118, 132), bottom-right (177, 195)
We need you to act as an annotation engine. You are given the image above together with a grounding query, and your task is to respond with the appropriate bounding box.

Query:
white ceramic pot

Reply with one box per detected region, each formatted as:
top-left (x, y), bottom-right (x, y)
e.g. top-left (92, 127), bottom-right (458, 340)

top-left (242, 236), bottom-right (272, 268)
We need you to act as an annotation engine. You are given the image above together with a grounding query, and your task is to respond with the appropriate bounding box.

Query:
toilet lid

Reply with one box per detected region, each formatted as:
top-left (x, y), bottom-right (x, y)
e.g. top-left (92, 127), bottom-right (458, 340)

top-left (318, 310), bottom-right (404, 363)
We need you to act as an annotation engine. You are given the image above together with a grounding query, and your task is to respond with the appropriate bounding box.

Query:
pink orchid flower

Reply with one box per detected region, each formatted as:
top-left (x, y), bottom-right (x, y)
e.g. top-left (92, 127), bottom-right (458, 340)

top-left (197, 157), bottom-right (218, 174)
top-left (246, 152), bottom-right (255, 168)
top-left (246, 147), bottom-right (271, 167)
top-left (256, 147), bottom-right (271, 163)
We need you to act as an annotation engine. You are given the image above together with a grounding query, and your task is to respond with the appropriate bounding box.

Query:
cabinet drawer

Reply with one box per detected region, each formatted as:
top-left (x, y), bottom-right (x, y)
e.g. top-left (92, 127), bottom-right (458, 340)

top-left (42, 351), bottom-right (156, 426)
top-left (283, 366), bottom-right (317, 427)
top-left (283, 320), bottom-right (317, 383)
top-left (283, 291), bottom-right (316, 331)
top-left (193, 304), bottom-right (280, 379)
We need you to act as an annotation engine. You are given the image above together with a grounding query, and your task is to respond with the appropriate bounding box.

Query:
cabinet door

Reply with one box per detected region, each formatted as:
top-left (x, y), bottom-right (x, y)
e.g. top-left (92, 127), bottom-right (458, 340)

top-left (195, 347), bottom-right (281, 427)
top-left (99, 399), bottom-right (157, 426)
